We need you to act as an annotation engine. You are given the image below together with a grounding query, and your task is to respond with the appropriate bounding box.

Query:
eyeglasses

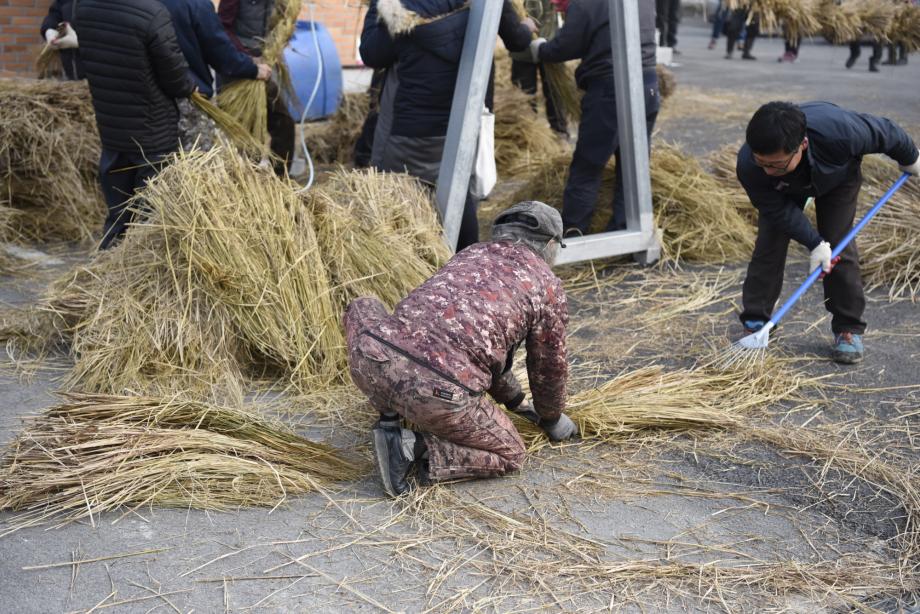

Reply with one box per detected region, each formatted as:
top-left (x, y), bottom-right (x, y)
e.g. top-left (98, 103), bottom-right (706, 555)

top-left (754, 142), bottom-right (803, 172)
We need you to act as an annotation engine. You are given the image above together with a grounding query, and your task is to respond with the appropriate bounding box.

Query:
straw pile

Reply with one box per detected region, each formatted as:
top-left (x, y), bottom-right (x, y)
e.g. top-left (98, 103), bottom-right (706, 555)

top-left (853, 0), bottom-right (896, 43)
top-left (217, 0), bottom-right (301, 148)
top-left (726, 0), bottom-right (821, 42)
top-left (302, 92), bottom-right (371, 165)
top-left (0, 393), bottom-right (362, 535)
top-left (0, 78), bottom-right (105, 243)
top-left (3, 148), bottom-right (448, 398)
top-left (508, 143), bottom-right (755, 263)
top-left (308, 168), bottom-right (449, 310)
top-left (656, 64), bottom-right (676, 101)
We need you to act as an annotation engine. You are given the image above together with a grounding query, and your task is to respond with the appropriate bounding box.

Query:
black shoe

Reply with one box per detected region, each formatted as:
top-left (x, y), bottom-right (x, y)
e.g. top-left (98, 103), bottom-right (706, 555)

top-left (724, 52), bottom-right (733, 60)
top-left (869, 62), bottom-right (879, 73)
top-left (845, 55), bottom-right (857, 69)
top-left (882, 58), bottom-right (897, 65)
top-left (371, 421), bottom-right (415, 497)
top-left (896, 57), bottom-right (908, 66)
top-left (742, 53), bottom-right (757, 61)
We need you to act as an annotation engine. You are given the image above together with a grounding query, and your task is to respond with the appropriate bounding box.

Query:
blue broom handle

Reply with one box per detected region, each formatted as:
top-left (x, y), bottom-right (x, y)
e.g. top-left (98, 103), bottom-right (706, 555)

top-left (770, 172), bottom-right (911, 327)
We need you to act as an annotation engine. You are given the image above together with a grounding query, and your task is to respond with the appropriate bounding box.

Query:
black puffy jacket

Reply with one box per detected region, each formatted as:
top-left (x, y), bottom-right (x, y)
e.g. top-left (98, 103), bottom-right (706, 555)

top-left (360, 0), bottom-right (532, 138)
top-left (75, 0), bottom-right (196, 153)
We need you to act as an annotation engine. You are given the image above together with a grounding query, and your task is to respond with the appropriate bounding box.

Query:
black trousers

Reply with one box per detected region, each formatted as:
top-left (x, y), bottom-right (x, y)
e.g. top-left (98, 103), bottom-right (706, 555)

top-left (848, 41), bottom-right (883, 68)
top-left (510, 59), bottom-right (568, 135)
top-left (266, 79), bottom-right (295, 176)
top-left (562, 70), bottom-right (659, 234)
top-left (740, 169), bottom-right (867, 335)
top-left (353, 69), bottom-right (387, 168)
top-left (726, 9), bottom-right (758, 55)
top-left (98, 149), bottom-right (170, 250)
top-left (655, 0), bottom-right (680, 47)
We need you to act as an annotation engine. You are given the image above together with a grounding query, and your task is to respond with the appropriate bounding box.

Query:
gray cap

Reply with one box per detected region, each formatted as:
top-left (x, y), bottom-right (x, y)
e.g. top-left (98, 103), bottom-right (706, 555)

top-left (492, 201), bottom-right (566, 247)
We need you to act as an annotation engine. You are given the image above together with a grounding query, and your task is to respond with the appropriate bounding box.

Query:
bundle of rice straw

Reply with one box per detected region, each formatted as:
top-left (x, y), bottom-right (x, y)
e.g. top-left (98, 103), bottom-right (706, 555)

top-left (656, 64), bottom-right (676, 101)
top-left (308, 168), bottom-right (450, 309)
top-left (35, 45), bottom-right (62, 80)
top-left (727, 0), bottom-right (821, 42)
top-left (0, 78), bottom-right (105, 243)
top-left (888, 2), bottom-right (920, 53)
top-left (493, 77), bottom-right (567, 177)
top-left (511, 359), bottom-right (807, 449)
top-left (217, 0), bottom-right (302, 147)
top-left (302, 92), bottom-right (371, 165)
top-left (852, 0), bottom-right (896, 43)
top-left (817, 0), bottom-right (863, 44)
top-left (707, 142), bottom-right (760, 226)
top-left (509, 143), bottom-right (755, 263)
top-left (4, 147), bottom-right (343, 399)
top-left (857, 155), bottom-right (920, 300)
top-left (0, 393), bottom-right (363, 535)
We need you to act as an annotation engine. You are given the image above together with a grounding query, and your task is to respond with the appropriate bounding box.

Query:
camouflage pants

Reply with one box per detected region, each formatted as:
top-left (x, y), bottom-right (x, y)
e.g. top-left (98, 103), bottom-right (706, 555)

top-left (177, 98), bottom-right (218, 152)
top-left (345, 297), bottom-right (526, 481)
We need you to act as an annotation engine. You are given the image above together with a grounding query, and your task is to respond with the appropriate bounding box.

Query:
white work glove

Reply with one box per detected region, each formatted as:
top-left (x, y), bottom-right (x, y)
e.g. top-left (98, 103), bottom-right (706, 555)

top-left (529, 37), bottom-right (546, 63)
top-left (541, 413), bottom-right (579, 442)
top-left (900, 148), bottom-right (920, 175)
top-left (809, 240), bottom-right (833, 274)
top-left (44, 28), bottom-right (59, 44)
top-left (52, 23), bottom-right (78, 49)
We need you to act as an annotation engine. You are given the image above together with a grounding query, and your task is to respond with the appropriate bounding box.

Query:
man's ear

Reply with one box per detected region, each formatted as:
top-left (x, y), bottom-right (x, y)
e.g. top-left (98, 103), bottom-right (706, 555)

top-left (802, 136), bottom-right (809, 151)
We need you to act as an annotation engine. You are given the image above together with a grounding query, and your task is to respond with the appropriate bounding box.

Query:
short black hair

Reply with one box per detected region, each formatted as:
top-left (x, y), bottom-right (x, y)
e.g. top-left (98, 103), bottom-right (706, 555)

top-left (745, 102), bottom-right (807, 155)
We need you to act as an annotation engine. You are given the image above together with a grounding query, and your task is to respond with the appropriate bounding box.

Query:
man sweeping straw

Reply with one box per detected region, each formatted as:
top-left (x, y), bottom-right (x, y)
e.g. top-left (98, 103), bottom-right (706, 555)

top-left (344, 202), bottom-right (578, 497)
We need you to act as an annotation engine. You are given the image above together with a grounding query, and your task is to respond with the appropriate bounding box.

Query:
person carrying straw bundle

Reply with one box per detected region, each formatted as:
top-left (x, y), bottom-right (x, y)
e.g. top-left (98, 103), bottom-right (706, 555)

top-left (159, 0), bottom-right (272, 151)
top-left (360, 0), bottom-right (535, 251)
top-left (530, 0), bottom-right (659, 234)
top-left (735, 101), bottom-right (919, 364)
top-left (39, 1), bottom-right (83, 80)
top-left (217, 0), bottom-right (296, 175)
top-left (75, 0), bottom-right (196, 249)
top-left (345, 202), bottom-right (578, 497)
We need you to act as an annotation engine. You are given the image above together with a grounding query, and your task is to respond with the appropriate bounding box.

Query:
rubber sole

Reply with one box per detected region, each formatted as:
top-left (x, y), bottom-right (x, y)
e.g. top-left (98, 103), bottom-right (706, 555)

top-left (831, 350), bottom-right (864, 364)
top-left (372, 428), bottom-right (397, 498)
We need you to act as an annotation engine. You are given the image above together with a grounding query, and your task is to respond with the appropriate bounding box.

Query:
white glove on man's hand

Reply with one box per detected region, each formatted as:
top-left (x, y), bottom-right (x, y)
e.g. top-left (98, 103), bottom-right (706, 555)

top-left (810, 240), bottom-right (833, 274)
top-left (52, 23), bottom-right (78, 49)
top-left (529, 37), bottom-right (546, 63)
top-left (44, 28), bottom-right (59, 44)
top-left (255, 63), bottom-right (272, 81)
top-left (900, 148), bottom-right (920, 175)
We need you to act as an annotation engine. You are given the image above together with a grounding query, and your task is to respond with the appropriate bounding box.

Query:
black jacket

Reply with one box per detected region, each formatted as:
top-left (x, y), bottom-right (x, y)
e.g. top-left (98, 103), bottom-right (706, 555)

top-left (75, 0), bottom-right (195, 154)
top-left (360, 0), bottom-right (532, 138)
top-left (538, 0), bottom-right (657, 89)
top-left (158, 0), bottom-right (257, 97)
top-left (737, 101), bottom-right (918, 249)
top-left (40, 0), bottom-right (84, 80)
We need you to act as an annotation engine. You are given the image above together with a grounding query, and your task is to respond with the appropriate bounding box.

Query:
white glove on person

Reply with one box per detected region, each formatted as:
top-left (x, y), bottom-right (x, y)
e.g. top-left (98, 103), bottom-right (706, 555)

top-left (809, 240), bottom-right (833, 274)
top-left (255, 63), bottom-right (272, 81)
top-left (44, 28), bottom-right (59, 44)
top-left (52, 23), bottom-right (78, 49)
top-left (900, 148), bottom-right (920, 175)
top-left (529, 37), bottom-right (546, 63)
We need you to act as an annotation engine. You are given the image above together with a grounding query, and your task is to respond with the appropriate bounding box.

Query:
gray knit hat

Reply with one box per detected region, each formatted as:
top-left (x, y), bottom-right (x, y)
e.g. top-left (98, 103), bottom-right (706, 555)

top-left (491, 201), bottom-right (566, 247)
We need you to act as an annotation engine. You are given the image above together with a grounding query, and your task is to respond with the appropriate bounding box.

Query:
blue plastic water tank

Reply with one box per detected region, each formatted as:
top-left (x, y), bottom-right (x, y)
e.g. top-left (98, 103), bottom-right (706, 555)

top-left (284, 21), bottom-right (343, 120)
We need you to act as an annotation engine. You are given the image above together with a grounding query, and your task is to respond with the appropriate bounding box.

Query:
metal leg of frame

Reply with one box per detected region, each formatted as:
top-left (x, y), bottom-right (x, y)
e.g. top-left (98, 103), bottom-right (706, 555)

top-left (435, 0), bottom-right (503, 251)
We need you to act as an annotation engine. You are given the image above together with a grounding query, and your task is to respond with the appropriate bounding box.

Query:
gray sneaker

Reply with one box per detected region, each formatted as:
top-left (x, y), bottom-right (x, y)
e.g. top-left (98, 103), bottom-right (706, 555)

top-left (831, 332), bottom-right (864, 364)
top-left (371, 421), bottom-right (416, 497)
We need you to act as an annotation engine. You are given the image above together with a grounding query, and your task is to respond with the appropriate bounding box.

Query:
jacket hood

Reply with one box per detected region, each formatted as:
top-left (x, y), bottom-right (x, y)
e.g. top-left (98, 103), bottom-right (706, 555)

top-left (377, 0), bottom-right (468, 35)
top-left (377, 0), bottom-right (469, 62)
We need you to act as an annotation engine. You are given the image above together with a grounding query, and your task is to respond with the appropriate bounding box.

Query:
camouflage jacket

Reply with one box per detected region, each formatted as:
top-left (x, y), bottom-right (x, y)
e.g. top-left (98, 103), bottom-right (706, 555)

top-left (371, 241), bottom-right (568, 420)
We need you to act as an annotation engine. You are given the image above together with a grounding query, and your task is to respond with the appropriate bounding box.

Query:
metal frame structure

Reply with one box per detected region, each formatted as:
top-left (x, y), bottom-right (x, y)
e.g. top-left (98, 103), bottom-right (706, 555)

top-left (435, 0), bottom-right (660, 266)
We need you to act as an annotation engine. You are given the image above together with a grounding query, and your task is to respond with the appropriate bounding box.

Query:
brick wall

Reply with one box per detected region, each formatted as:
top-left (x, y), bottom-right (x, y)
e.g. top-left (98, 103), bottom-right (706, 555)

top-left (0, 1), bottom-right (366, 77)
top-left (0, 0), bottom-right (48, 77)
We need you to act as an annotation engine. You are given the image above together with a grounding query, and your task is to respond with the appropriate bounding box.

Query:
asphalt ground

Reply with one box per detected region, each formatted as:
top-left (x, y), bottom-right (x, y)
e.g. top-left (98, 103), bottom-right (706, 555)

top-left (1, 21), bottom-right (919, 613)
